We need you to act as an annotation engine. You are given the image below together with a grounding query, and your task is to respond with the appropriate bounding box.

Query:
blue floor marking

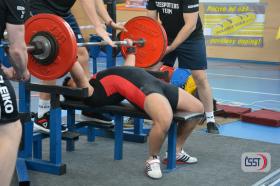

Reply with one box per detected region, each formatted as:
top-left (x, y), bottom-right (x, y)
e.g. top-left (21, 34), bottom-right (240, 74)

top-left (213, 121), bottom-right (280, 144)
top-left (207, 60), bottom-right (280, 111)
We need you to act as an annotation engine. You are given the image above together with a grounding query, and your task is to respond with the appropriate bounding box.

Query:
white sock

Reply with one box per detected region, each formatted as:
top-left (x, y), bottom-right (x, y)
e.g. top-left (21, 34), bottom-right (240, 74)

top-left (205, 112), bottom-right (215, 123)
top-left (38, 99), bottom-right (50, 117)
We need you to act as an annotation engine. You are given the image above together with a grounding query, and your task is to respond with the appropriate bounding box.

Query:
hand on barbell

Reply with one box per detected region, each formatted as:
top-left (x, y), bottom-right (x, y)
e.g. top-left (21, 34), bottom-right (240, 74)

top-left (122, 39), bottom-right (134, 46)
top-left (1, 66), bottom-right (30, 81)
top-left (95, 25), bottom-right (116, 47)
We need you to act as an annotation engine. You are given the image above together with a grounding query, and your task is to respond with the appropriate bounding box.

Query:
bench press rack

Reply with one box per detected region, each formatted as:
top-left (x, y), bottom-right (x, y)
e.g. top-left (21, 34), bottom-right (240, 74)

top-left (16, 82), bottom-right (88, 185)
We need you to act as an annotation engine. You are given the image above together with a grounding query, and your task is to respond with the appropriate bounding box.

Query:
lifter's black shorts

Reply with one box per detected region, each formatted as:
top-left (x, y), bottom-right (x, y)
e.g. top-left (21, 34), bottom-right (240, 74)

top-left (0, 0), bottom-right (27, 39)
top-left (85, 66), bottom-right (179, 111)
top-left (0, 68), bottom-right (19, 125)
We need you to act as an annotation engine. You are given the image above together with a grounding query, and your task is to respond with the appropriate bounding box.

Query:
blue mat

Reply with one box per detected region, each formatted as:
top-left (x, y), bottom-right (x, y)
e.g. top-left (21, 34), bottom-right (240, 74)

top-left (212, 121), bottom-right (280, 144)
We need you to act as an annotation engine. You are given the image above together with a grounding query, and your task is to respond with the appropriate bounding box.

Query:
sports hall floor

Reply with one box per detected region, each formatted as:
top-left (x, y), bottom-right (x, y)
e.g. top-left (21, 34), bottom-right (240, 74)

top-left (11, 56), bottom-right (280, 186)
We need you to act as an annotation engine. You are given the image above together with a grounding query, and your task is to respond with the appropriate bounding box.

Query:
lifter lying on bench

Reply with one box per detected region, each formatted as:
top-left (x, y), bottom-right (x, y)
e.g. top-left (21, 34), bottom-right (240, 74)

top-left (62, 44), bottom-right (204, 179)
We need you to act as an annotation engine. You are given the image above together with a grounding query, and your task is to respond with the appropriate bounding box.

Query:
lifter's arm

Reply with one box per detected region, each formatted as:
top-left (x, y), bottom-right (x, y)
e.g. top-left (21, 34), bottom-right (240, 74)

top-left (122, 39), bottom-right (136, 66)
top-left (70, 61), bottom-right (93, 96)
top-left (124, 54), bottom-right (135, 66)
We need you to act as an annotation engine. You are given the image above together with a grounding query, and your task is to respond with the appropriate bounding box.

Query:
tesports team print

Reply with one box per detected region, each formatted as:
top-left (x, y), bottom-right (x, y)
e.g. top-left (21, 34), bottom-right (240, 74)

top-left (151, 0), bottom-right (199, 15)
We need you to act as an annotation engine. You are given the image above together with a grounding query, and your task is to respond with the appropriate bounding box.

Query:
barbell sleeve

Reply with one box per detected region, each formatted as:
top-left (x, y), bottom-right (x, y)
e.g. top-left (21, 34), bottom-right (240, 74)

top-left (0, 42), bottom-right (36, 52)
top-left (27, 45), bottom-right (36, 52)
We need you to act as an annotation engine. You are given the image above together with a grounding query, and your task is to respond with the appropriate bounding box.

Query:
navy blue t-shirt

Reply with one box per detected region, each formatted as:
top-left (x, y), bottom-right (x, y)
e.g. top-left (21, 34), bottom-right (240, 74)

top-left (29, 0), bottom-right (76, 17)
top-left (0, 0), bottom-right (27, 39)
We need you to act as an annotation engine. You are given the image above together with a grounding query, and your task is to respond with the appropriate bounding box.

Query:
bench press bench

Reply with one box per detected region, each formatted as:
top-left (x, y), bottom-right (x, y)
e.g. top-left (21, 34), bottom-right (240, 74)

top-left (16, 73), bottom-right (203, 185)
top-left (61, 100), bottom-right (203, 170)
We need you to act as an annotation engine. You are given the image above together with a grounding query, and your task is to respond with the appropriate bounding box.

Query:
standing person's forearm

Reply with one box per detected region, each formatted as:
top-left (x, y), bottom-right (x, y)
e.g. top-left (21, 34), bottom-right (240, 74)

top-left (7, 25), bottom-right (28, 76)
top-left (78, 0), bottom-right (114, 46)
top-left (79, 0), bottom-right (103, 27)
top-left (95, 0), bottom-right (113, 25)
top-left (8, 48), bottom-right (28, 75)
top-left (167, 12), bottom-right (198, 52)
top-left (168, 23), bottom-right (196, 50)
top-left (146, 10), bottom-right (158, 20)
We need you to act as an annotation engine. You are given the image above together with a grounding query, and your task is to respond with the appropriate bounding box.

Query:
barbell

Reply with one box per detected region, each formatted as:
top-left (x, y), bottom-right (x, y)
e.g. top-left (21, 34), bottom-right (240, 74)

top-left (1, 14), bottom-right (168, 80)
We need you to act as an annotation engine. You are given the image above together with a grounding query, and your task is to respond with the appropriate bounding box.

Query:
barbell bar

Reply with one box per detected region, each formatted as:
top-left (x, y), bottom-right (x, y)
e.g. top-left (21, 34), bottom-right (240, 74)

top-left (1, 14), bottom-right (167, 80)
top-left (77, 38), bottom-right (145, 47)
top-left (1, 38), bottom-right (145, 53)
top-left (1, 30), bottom-right (145, 68)
top-left (0, 42), bottom-right (36, 51)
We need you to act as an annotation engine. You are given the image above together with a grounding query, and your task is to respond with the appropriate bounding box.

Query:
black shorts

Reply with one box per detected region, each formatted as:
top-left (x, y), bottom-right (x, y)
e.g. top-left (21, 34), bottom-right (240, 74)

top-left (0, 68), bottom-right (19, 125)
top-left (162, 37), bottom-right (208, 70)
top-left (63, 12), bottom-right (85, 43)
top-left (0, 0), bottom-right (27, 38)
top-left (86, 66), bottom-right (179, 110)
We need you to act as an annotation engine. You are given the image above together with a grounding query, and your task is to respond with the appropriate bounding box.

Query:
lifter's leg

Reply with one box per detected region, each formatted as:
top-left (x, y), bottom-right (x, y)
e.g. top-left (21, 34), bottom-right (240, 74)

top-left (144, 93), bottom-right (173, 157)
top-left (143, 93), bottom-right (173, 179)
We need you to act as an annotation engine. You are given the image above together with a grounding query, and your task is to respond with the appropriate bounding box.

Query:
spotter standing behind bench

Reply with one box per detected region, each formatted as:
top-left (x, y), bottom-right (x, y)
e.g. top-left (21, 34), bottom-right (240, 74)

top-left (29, 0), bottom-right (127, 132)
top-left (64, 45), bottom-right (204, 179)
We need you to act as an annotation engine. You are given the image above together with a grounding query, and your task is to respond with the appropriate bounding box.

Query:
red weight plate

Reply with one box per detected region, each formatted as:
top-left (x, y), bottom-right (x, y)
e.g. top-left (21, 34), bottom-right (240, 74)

top-left (119, 16), bottom-right (167, 68)
top-left (25, 14), bottom-right (77, 80)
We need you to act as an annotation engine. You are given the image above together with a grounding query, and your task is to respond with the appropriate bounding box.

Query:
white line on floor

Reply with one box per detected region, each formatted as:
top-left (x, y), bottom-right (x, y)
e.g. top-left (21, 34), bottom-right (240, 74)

top-left (213, 87), bottom-right (280, 96)
top-left (208, 73), bottom-right (280, 81)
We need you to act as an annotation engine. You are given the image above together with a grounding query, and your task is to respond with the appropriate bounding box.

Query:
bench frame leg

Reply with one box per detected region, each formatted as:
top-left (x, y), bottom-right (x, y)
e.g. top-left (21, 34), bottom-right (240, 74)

top-left (114, 115), bottom-right (123, 160)
top-left (167, 122), bottom-right (177, 170)
top-left (16, 158), bottom-right (30, 186)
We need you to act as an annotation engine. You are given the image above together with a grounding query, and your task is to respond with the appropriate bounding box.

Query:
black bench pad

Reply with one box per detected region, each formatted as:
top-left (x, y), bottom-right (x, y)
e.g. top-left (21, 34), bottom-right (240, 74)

top-left (61, 100), bottom-right (203, 122)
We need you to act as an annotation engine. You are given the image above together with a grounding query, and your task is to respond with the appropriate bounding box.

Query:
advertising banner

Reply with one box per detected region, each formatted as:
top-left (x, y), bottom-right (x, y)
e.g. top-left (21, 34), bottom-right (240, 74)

top-left (204, 3), bottom-right (266, 47)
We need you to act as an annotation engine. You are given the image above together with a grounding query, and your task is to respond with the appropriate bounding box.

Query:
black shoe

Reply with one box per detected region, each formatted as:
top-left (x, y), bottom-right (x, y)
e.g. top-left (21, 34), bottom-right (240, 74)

top-left (81, 111), bottom-right (113, 124)
top-left (207, 122), bottom-right (219, 134)
top-left (34, 112), bottom-right (68, 133)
